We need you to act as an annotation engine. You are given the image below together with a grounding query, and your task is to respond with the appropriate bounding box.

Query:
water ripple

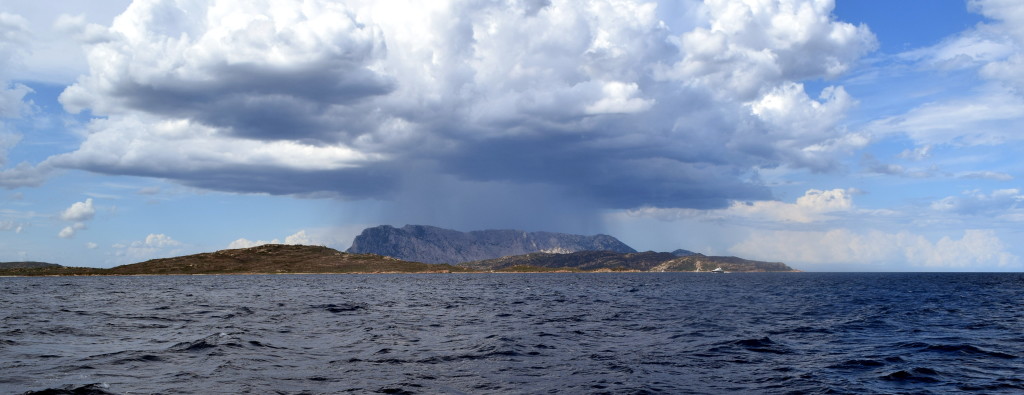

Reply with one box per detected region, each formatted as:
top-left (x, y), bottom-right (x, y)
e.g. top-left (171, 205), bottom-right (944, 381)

top-left (1, 272), bottom-right (1022, 394)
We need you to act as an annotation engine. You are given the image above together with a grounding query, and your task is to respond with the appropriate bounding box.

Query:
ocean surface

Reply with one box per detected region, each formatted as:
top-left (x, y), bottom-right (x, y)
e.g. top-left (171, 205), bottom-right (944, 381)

top-left (1, 272), bottom-right (1022, 394)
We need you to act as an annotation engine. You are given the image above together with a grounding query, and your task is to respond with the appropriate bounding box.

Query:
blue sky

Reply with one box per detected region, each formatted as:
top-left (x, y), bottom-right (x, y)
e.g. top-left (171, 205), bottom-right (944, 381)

top-left (1, 0), bottom-right (1022, 271)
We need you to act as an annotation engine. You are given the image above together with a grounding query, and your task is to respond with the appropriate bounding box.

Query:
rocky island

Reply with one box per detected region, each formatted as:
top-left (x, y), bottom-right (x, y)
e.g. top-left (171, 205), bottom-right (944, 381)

top-left (347, 224), bottom-right (636, 264)
top-left (0, 225), bottom-right (798, 276)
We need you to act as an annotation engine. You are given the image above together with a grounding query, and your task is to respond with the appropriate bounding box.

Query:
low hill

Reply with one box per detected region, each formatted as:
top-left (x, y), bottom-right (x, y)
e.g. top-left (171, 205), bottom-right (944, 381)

top-left (107, 244), bottom-right (471, 275)
top-left (0, 261), bottom-right (62, 269)
top-left (347, 225), bottom-right (636, 264)
top-left (462, 251), bottom-right (797, 272)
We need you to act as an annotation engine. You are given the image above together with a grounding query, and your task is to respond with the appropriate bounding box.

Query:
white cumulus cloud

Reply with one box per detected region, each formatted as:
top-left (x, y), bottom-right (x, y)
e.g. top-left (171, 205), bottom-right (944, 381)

top-left (228, 229), bottom-right (321, 249)
top-left (58, 222), bottom-right (86, 239)
top-left (137, 233), bottom-right (182, 248)
top-left (284, 230), bottom-right (314, 245)
top-left (627, 188), bottom-right (857, 224)
top-left (60, 198), bottom-right (95, 221)
top-left (114, 233), bottom-right (185, 261)
top-left (228, 237), bottom-right (279, 249)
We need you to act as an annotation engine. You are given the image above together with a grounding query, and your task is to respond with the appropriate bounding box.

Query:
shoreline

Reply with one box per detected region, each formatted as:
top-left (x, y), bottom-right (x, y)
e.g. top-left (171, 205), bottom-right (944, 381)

top-left (0, 269), bottom-right (804, 278)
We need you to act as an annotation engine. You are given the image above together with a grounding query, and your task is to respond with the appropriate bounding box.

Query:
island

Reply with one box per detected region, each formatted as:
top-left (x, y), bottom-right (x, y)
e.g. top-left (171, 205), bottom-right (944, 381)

top-left (0, 244), bottom-right (797, 276)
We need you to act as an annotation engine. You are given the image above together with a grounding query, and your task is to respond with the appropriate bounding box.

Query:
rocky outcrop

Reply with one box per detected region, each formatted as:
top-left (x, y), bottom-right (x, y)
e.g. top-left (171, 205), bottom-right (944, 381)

top-left (346, 225), bottom-right (637, 264)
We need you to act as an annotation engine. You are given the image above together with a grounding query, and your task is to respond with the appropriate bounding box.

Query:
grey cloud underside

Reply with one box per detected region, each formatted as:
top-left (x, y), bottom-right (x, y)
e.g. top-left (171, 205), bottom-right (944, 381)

top-left (439, 132), bottom-right (772, 209)
top-left (73, 162), bottom-right (399, 199)
top-left (113, 65), bottom-right (394, 141)
top-left (65, 134), bottom-right (770, 210)
top-left (52, 0), bottom-right (876, 212)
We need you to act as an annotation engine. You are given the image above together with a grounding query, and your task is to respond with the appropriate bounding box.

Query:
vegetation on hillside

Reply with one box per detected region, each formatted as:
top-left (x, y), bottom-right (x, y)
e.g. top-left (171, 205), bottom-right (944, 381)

top-left (1, 244), bottom-right (796, 276)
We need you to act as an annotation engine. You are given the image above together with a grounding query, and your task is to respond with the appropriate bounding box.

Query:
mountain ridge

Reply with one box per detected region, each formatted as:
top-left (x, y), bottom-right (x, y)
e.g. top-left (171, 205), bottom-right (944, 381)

top-left (347, 224), bottom-right (637, 264)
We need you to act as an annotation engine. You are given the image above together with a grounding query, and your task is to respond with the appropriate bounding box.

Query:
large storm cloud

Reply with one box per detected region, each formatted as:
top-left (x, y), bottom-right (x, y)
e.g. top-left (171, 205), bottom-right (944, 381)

top-left (50, 0), bottom-right (876, 214)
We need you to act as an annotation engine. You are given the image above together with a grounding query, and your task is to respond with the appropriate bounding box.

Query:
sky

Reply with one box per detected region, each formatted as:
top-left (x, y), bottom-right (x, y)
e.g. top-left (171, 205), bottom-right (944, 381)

top-left (1, 0), bottom-right (1022, 272)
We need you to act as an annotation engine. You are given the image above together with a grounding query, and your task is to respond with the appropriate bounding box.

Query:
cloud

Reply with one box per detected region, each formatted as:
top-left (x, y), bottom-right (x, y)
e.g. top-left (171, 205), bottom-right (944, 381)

top-left (868, 0), bottom-right (1024, 150)
top-left (0, 13), bottom-right (30, 61)
top-left (731, 228), bottom-right (1020, 269)
top-left (898, 145), bottom-right (932, 161)
top-left (0, 12), bottom-right (33, 174)
top-left (57, 198), bottom-right (98, 238)
top-left (956, 171), bottom-right (1013, 181)
top-left (283, 230), bottom-right (313, 245)
top-left (60, 198), bottom-right (95, 221)
top-left (140, 233), bottom-right (182, 248)
top-left (0, 11), bottom-right (57, 189)
top-left (228, 229), bottom-right (323, 249)
top-left (899, 27), bottom-right (1013, 71)
top-left (0, 132), bottom-right (19, 167)
top-left (53, 13), bottom-right (118, 44)
top-left (0, 13), bottom-right (33, 118)
top-left (0, 219), bottom-right (24, 233)
top-left (0, 162), bottom-right (52, 189)
top-left (583, 81), bottom-right (655, 115)
top-left (113, 233), bottom-right (184, 261)
top-left (866, 90), bottom-right (1024, 146)
top-left (931, 189), bottom-right (1023, 217)
top-left (626, 188), bottom-right (857, 224)
top-left (228, 237), bottom-right (278, 249)
top-left (663, 0), bottom-right (875, 98)
top-left (58, 222), bottom-right (86, 238)
top-left (46, 115), bottom-right (390, 197)
top-left (58, 0), bottom-right (393, 141)
top-left (970, 0), bottom-right (1024, 92)
top-left (49, 0), bottom-right (875, 217)
top-left (859, 153), bottom-right (936, 178)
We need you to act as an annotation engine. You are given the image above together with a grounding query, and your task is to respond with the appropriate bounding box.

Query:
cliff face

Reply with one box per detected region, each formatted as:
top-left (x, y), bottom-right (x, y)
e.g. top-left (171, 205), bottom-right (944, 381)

top-left (346, 225), bottom-right (637, 264)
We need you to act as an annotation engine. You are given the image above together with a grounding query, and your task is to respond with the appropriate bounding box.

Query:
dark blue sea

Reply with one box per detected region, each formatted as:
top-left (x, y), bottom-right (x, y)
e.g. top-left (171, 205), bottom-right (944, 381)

top-left (1, 273), bottom-right (1022, 394)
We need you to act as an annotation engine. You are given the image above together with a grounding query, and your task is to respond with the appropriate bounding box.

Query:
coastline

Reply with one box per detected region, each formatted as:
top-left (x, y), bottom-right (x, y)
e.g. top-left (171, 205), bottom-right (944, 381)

top-left (0, 269), bottom-right (804, 277)
top-left (1, 244), bottom-right (800, 277)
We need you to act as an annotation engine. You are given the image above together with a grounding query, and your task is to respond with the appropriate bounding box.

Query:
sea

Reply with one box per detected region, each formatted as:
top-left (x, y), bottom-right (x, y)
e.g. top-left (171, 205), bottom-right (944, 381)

top-left (1, 272), bottom-right (1022, 394)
